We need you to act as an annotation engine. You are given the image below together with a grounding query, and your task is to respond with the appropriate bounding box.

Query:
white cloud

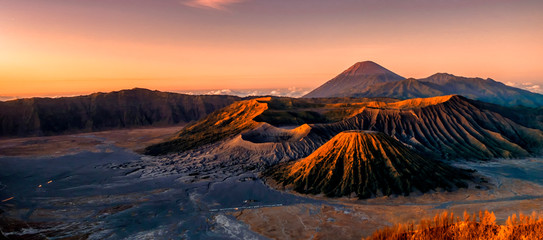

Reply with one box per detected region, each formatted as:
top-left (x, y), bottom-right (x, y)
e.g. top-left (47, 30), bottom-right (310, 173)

top-left (509, 82), bottom-right (543, 94)
top-left (176, 87), bottom-right (313, 98)
top-left (503, 81), bottom-right (543, 94)
top-left (0, 96), bottom-right (17, 101)
top-left (184, 0), bottom-right (245, 9)
top-left (206, 89), bottom-right (233, 95)
top-left (526, 85), bottom-right (541, 91)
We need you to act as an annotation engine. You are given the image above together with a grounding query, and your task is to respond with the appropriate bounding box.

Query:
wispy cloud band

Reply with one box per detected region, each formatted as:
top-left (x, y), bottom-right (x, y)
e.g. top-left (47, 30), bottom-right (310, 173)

top-left (184, 0), bottom-right (245, 10)
top-left (505, 82), bottom-right (543, 94)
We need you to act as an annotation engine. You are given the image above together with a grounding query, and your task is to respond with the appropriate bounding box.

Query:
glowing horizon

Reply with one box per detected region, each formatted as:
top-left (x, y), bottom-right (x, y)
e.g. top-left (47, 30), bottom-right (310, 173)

top-left (1, 0), bottom-right (542, 97)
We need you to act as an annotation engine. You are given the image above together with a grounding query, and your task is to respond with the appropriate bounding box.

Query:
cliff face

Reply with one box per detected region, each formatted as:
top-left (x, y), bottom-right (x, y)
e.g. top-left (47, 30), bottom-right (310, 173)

top-left (266, 131), bottom-right (470, 198)
top-left (0, 88), bottom-right (240, 137)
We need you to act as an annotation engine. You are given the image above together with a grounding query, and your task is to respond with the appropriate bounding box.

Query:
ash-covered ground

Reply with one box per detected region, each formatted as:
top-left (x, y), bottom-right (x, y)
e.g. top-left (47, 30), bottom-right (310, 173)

top-left (1, 127), bottom-right (543, 239)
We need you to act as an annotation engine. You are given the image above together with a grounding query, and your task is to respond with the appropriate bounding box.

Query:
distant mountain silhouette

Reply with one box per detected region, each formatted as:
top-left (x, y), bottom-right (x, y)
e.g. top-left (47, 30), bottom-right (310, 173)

top-left (304, 61), bottom-right (405, 98)
top-left (352, 78), bottom-right (444, 99)
top-left (266, 131), bottom-right (470, 198)
top-left (0, 88), bottom-right (240, 137)
top-left (303, 62), bottom-right (543, 107)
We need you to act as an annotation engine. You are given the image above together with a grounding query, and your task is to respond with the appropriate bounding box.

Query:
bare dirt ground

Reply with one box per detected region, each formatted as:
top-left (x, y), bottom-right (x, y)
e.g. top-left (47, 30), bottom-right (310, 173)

top-left (0, 126), bottom-right (183, 157)
top-left (233, 159), bottom-right (543, 240)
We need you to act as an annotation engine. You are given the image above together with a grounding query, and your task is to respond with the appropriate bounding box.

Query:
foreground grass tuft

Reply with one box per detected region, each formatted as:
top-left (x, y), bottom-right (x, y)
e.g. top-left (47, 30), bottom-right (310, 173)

top-left (368, 211), bottom-right (543, 240)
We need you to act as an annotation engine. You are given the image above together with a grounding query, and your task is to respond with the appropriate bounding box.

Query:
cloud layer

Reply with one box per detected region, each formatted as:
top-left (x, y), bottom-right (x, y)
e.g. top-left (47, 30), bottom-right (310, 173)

top-left (179, 87), bottom-right (312, 98)
top-left (505, 82), bottom-right (543, 94)
top-left (185, 0), bottom-right (245, 9)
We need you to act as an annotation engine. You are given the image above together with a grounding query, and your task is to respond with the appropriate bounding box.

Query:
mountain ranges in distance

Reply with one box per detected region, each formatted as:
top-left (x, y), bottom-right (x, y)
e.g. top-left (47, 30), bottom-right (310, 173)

top-left (2, 60), bottom-right (543, 138)
top-left (0, 88), bottom-right (240, 137)
top-left (303, 61), bottom-right (543, 107)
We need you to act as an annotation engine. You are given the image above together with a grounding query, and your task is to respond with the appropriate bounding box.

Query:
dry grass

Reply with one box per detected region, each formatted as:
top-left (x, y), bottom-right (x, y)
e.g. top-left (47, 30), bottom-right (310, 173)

top-left (368, 211), bottom-right (543, 240)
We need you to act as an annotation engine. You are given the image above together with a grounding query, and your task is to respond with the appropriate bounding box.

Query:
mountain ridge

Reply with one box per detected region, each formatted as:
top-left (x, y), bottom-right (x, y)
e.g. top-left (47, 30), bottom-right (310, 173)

top-left (0, 88), bottom-right (240, 137)
top-left (146, 95), bottom-right (543, 163)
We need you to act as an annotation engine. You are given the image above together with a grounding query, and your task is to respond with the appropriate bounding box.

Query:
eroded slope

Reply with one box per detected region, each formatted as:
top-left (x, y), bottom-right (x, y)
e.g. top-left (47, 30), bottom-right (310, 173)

top-left (320, 95), bottom-right (543, 159)
top-left (266, 131), bottom-right (470, 198)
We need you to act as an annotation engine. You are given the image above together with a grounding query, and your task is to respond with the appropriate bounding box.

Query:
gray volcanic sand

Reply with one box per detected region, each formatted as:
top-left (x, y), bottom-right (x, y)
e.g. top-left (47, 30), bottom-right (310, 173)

top-left (1, 130), bottom-right (543, 239)
top-left (0, 140), bottom-right (317, 239)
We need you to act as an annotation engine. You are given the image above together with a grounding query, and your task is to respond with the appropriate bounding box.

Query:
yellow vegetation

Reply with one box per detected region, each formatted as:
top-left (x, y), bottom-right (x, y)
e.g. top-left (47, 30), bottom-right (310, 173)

top-left (368, 211), bottom-right (543, 240)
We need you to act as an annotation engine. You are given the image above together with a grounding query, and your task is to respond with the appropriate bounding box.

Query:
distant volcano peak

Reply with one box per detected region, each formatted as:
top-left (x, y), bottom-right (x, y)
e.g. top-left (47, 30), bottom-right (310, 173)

top-left (343, 61), bottom-right (394, 76)
top-left (303, 60), bottom-right (405, 98)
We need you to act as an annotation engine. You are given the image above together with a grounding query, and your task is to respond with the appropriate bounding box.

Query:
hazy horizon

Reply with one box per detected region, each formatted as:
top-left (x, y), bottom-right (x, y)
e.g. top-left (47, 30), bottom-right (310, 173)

top-left (0, 86), bottom-right (314, 101)
top-left (1, 0), bottom-right (542, 97)
top-left (2, 69), bottom-right (543, 101)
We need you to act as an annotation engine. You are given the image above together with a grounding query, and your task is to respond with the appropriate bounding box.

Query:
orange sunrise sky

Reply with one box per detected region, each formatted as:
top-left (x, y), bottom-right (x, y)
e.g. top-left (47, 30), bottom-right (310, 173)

top-left (1, 0), bottom-right (542, 98)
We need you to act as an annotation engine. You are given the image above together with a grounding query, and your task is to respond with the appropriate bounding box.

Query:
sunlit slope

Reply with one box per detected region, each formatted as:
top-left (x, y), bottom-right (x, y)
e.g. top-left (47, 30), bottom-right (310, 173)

top-left (144, 96), bottom-right (392, 156)
top-left (144, 97), bottom-right (269, 155)
top-left (146, 95), bottom-right (543, 161)
top-left (267, 131), bottom-right (470, 198)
